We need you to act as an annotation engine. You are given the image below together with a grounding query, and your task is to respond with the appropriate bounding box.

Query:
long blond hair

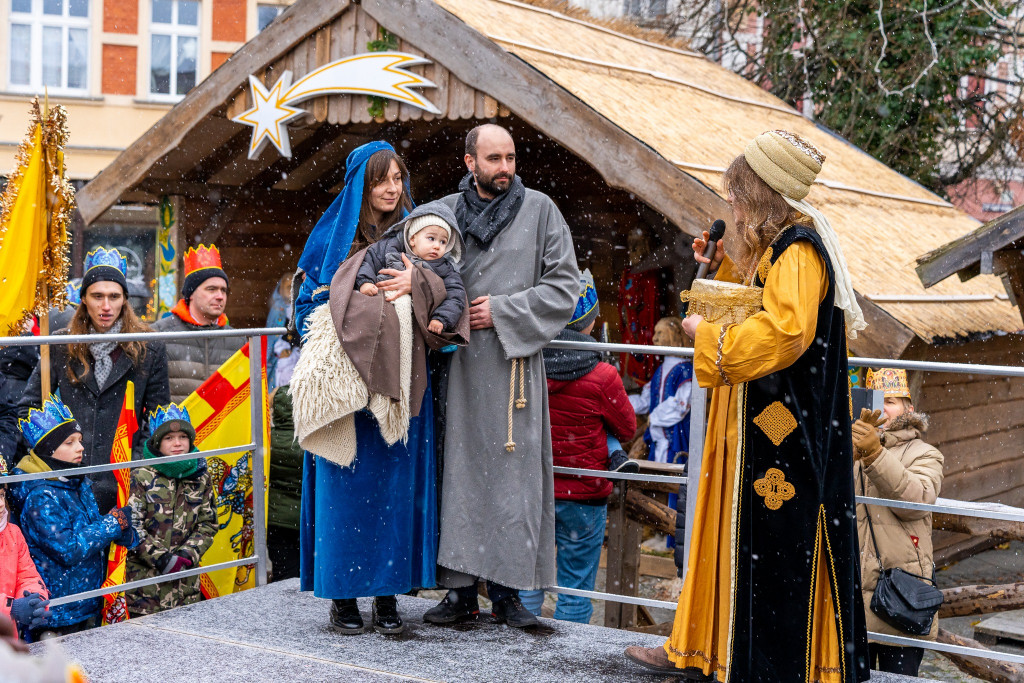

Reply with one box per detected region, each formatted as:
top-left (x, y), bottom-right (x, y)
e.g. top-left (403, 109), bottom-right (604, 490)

top-left (723, 155), bottom-right (807, 281)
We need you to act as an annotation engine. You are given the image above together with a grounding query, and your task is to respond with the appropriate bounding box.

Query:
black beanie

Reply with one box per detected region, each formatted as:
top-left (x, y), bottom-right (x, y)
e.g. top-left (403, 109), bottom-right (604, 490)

top-left (182, 268), bottom-right (229, 302)
top-left (81, 265), bottom-right (128, 298)
top-left (33, 420), bottom-right (83, 460)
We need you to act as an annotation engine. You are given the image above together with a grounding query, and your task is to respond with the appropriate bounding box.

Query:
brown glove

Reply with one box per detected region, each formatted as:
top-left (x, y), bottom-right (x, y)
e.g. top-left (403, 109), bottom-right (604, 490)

top-left (851, 408), bottom-right (885, 461)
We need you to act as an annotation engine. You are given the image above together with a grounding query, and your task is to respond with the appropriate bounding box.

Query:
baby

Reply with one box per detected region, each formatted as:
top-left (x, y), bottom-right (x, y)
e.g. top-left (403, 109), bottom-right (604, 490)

top-left (354, 201), bottom-right (466, 335)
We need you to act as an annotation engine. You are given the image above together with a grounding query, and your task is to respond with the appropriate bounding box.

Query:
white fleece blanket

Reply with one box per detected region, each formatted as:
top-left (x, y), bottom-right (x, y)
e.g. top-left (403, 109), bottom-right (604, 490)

top-left (290, 296), bottom-right (413, 468)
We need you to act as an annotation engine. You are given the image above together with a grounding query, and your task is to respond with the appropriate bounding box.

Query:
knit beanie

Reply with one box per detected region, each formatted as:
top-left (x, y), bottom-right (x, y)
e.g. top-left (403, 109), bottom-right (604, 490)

top-left (567, 268), bottom-right (599, 332)
top-left (182, 245), bottom-right (229, 301)
top-left (34, 420), bottom-right (83, 461)
top-left (742, 130), bottom-right (823, 201)
top-left (82, 247), bottom-right (129, 297)
top-left (404, 214), bottom-right (455, 255)
top-left (147, 415), bottom-right (197, 455)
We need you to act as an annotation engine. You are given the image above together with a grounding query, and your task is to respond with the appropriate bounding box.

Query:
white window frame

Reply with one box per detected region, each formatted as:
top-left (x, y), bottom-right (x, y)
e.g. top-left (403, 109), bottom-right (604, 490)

top-left (8, 0), bottom-right (90, 95)
top-left (148, 0), bottom-right (200, 101)
top-left (256, 3), bottom-right (284, 32)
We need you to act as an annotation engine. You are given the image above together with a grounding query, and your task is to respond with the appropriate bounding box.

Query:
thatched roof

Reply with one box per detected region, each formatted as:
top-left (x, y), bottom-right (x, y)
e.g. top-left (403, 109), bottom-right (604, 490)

top-left (76, 0), bottom-right (1021, 352)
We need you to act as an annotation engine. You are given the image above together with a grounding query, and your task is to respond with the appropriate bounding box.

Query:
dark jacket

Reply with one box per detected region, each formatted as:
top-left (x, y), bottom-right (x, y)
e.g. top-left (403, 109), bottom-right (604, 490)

top-left (0, 341), bottom-right (38, 401)
top-left (0, 374), bottom-right (19, 469)
top-left (18, 331), bottom-right (170, 512)
top-left (151, 312), bottom-right (242, 404)
top-left (269, 386), bottom-right (303, 530)
top-left (11, 454), bottom-right (137, 627)
top-left (354, 232), bottom-right (467, 332)
top-left (548, 360), bottom-right (636, 501)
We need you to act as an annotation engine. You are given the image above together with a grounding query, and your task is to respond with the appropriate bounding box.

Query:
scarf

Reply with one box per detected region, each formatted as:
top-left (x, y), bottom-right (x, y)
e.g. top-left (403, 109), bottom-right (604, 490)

top-left (0, 508), bottom-right (7, 534)
top-left (171, 299), bottom-right (228, 327)
top-left (89, 318), bottom-right (123, 389)
top-left (454, 173), bottom-right (526, 246)
top-left (142, 441), bottom-right (201, 479)
top-left (782, 197), bottom-right (866, 338)
top-left (542, 328), bottom-right (601, 381)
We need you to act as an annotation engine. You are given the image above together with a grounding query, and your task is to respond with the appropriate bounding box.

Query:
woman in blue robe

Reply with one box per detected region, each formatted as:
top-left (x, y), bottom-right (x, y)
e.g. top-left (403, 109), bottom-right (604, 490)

top-left (293, 142), bottom-right (436, 635)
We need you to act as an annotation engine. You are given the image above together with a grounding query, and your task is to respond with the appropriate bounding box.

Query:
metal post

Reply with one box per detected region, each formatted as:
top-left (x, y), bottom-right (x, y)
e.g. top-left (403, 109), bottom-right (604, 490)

top-left (681, 383), bottom-right (706, 583)
top-left (248, 335), bottom-right (269, 587)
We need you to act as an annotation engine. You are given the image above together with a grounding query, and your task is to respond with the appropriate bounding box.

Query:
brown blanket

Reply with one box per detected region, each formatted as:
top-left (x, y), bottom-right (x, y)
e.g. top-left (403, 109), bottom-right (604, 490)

top-left (328, 246), bottom-right (469, 416)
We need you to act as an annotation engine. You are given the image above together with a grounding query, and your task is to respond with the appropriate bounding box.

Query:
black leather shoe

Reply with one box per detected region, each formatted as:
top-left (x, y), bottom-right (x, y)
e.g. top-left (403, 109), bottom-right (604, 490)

top-left (329, 598), bottom-right (365, 634)
top-left (372, 595), bottom-right (404, 634)
top-left (423, 589), bottom-right (480, 624)
top-left (491, 594), bottom-right (539, 628)
top-left (609, 449), bottom-right (640, 474)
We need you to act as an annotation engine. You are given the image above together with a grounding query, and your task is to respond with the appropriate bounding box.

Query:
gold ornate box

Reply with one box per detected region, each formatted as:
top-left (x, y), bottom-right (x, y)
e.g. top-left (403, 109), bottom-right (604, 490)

top-left (680, 279), bottom-right (763, 326)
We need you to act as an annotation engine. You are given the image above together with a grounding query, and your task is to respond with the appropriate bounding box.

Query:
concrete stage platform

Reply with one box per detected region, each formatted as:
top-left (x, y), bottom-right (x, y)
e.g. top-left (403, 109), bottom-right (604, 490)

top-left (39, 579), bottom-right (934, 682)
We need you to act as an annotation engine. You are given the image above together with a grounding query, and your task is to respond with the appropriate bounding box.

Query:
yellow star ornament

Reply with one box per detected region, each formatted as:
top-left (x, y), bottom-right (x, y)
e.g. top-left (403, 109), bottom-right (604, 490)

top-left (232, 73), bottom-right (305, 160)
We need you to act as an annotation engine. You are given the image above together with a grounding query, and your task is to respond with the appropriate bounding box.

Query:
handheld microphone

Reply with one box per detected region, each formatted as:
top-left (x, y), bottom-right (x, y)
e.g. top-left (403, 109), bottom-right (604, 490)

top-left (694, 219), bottom-right (727, 281)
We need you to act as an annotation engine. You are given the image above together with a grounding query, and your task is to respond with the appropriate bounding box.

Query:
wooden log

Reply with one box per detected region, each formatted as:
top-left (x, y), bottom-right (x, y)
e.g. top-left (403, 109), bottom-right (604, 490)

top-left (625, 488), bottom-right (674, 536)
top-left (934, 513), bottom-right (1024, 544)
top-left (936, 627), bottom-right (1024, 683)
top-left (941, 582), bottom-right (1024, 618)
top-left (635, 480), bottom-right (680, 496)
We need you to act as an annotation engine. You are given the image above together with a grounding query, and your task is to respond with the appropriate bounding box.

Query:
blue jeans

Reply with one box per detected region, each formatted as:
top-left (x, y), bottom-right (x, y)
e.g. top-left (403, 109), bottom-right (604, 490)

top-left (520, 500), bottom-right (607, 624)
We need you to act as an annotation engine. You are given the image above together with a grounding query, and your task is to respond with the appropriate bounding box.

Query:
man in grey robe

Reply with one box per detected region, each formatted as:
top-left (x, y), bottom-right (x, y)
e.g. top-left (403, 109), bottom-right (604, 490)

top-left (424, 124), bottom-right (579, 628)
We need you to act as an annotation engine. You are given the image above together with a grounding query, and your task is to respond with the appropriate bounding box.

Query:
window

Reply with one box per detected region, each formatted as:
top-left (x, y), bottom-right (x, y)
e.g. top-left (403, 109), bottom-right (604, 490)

top-left (8, 0), bottom-right (89, 94)
top-left (257, 3), bottom-right (284, 31)
top-left (624, 0), bottom-right (668, 20)
top-left (150, 0), bottom-right (199, 98)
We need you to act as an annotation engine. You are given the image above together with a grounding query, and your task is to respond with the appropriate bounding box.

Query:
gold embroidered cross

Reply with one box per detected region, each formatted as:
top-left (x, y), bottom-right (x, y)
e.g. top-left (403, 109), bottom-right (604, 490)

top-left (753, 468), bottom-right (795, 510)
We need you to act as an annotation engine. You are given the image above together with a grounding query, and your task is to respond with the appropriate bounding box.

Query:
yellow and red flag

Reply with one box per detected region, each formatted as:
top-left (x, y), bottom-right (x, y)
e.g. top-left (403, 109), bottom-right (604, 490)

top-left (101, 380), bottom-right (136, 625)
top-left (183, 339), bottom-right (269, 598)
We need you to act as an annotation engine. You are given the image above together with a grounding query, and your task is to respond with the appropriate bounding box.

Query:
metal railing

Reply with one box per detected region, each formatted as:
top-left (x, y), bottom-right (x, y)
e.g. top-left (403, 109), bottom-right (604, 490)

top-left (5, 327), bottom-right (1024, 666)
top-left (546, 337), bottom-right (1024, 667)
top-left (0, 326), bottom-right (284, 610)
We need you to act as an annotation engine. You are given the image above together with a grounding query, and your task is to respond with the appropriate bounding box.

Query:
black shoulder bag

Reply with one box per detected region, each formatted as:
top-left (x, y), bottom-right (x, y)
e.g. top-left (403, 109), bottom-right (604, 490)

top-left (860, 470), bottom-right (943, 636)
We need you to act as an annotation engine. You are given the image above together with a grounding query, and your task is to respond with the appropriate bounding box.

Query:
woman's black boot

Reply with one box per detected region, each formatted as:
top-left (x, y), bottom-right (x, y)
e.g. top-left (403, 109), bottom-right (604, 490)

top-left (372, 595), bottom-right (404, 634)
top-left (329, 598), bottom-right (365, 634)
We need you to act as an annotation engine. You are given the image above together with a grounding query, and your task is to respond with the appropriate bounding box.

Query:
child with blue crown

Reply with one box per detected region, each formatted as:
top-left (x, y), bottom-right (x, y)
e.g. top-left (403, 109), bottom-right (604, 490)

top-left (11, 395), bottom-right (137, 637)
top-left (126, 403), bottom-right (217, 616)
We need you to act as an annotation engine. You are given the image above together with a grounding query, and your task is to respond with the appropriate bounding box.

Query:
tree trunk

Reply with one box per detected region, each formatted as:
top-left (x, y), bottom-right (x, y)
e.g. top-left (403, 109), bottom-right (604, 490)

top-left (625, 488), bottom-right (674, 535)
top-left (934, 513), bottom-right (1024, 544)
top-left (941, 583), bottom-right (1024, 618)
top-left (936, 628), bottom-right (1024, 683)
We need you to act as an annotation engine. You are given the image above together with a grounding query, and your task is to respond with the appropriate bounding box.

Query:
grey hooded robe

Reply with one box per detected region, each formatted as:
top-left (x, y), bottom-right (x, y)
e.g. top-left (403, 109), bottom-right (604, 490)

top-left (437, 189), bottom-right (579, 590)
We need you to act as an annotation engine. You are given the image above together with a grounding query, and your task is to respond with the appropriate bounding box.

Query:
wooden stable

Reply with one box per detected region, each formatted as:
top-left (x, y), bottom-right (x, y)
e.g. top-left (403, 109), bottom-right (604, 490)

top-left (76, 0), bottom-right (1023, 567)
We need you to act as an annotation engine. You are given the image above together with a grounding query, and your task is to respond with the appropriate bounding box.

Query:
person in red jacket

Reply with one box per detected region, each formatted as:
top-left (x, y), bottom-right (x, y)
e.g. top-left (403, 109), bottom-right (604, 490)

top-left (520, 270), bottom-right (636, 623)
top-left (0, 480), bottom-right (49, 637)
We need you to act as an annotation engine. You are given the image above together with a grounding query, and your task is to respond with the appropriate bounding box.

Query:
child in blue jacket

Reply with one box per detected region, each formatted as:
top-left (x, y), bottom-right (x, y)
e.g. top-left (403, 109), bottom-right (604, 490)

top-left (11, 395), bottom-right (137, 637)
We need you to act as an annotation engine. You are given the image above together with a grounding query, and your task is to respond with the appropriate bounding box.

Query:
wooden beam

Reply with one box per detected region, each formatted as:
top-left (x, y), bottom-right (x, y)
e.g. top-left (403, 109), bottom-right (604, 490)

top-left (940, 582), bottom-right (1024, 618)
top-left (148, 116), bottom-right (242, 181)
top-left (848, 292), bottom-right (917, 359)
top-left (76, 0), bottom-right (353, 224)
top-left (916, 203), bottom-right (1024, 288)
top-left (359, 0), bottom-right (724, 238)
top-left (936, 628), bottom-right (1024, 683)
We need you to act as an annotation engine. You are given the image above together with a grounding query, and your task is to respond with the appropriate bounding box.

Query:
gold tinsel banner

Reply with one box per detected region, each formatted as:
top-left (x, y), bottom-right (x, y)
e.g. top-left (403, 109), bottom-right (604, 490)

top-left (0, 97), bottom-right (74, 335)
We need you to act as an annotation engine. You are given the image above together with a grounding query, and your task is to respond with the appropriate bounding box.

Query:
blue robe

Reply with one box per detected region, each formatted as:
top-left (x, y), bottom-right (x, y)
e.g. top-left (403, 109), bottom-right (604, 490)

top-left (642, 360), bottom-right (693, 463)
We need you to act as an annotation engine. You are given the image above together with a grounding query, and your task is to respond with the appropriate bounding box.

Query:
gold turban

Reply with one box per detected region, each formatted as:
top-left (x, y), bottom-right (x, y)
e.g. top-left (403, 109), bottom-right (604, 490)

top-left (743, 130), bottom-right (825, 201)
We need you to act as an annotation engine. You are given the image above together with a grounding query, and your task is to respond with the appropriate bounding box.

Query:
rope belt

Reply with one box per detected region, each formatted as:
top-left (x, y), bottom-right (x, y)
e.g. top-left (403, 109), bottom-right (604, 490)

top-left (505, 357), bottom-right (528, 452)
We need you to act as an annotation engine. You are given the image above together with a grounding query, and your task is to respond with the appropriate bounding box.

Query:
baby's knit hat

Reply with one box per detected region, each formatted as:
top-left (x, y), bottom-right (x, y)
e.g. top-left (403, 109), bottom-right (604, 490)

top-left (405, 214), bottom-right (455, 255)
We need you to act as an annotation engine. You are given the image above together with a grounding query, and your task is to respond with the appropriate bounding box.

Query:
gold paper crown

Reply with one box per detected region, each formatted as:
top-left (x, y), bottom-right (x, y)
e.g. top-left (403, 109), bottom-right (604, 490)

top-left (183, 244), bottom-right (223, 276)
top-left (866, 368), bottom-right (911, 400)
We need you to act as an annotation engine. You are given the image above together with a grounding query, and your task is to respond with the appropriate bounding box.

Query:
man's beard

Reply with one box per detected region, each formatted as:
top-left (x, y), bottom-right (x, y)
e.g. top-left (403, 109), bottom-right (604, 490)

top-left (476, 171), bottom-right (513, 197)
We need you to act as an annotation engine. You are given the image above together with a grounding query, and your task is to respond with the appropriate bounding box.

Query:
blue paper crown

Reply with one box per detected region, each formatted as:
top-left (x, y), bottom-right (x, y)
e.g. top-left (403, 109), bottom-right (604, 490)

top-left (18, 394), bottom-right (78, 450)
top-left (65, 281), bottom-right (81, 305)
top-left (569, 269), bottom-right (599, 324)
top-left (150, 403), bottom-right (192, 433)
top-left (84, 247), bottom-right (128, 278)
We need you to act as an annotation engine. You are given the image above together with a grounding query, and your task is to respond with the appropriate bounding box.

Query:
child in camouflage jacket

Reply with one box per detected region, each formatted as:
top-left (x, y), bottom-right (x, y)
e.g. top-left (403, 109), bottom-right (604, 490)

top-left (126, 404), bottom-right (218, 616)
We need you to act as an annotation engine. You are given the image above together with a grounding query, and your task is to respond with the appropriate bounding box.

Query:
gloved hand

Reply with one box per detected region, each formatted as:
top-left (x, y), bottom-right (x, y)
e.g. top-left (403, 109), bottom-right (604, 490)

top-left (852, 408), bottom-right (886, 461)
top-left (10, 591), bottom-right (50, 630)
top-left (109, 505), bottom-right (133, 531)
top-left (160, 554), bottom-right (193, 575)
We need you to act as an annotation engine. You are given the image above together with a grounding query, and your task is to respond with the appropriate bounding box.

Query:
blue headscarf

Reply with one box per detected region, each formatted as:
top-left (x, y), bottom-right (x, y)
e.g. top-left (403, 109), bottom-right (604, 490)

top-left (297, 141), bottom-right (396, 285)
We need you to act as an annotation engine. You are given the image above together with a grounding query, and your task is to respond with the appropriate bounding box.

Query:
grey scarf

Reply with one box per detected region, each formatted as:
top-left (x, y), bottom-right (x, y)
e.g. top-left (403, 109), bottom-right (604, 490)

top-left (89, 318), bottom-right (123, 390)
top-left (542, 328), bottom-right (601, 381)
top-left (455, 173), bottom-right (526, 247)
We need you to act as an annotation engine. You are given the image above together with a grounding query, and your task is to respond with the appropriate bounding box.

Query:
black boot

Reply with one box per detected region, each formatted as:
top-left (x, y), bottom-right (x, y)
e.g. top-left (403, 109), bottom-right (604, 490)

top-left (372, 595), bottom-right (404, 634)
top-left (491, 594), bottom-right (539, 628)
top-left (423, 588), bottom-right (480, 624)
top-left (329, 598), bottom-right (365, 634)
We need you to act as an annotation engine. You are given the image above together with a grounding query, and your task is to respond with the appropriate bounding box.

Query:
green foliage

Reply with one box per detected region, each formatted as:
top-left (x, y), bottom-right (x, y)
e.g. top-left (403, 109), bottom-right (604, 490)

top-left (367, 28), bottom-right (400, 119)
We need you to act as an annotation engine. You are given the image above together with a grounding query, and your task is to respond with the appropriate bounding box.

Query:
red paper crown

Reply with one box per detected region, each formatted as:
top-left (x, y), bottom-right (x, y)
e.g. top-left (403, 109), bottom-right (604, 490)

top-left (183, 244), bottom-right (223, 276)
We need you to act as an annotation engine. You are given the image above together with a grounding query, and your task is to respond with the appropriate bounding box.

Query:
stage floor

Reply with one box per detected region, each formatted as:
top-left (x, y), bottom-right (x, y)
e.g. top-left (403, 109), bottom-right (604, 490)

top-left (37, 579), bottom-right (934, 682)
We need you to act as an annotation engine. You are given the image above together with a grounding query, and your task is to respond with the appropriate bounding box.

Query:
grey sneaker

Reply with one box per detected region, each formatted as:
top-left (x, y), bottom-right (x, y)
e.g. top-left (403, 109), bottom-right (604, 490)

top-left (609, 449), bottom-right (640, 474)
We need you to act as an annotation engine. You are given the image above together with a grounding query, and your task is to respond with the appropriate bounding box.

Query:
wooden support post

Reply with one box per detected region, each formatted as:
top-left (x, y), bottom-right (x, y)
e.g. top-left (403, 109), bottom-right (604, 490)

top-left (604, 480), bottom-right (642, 629)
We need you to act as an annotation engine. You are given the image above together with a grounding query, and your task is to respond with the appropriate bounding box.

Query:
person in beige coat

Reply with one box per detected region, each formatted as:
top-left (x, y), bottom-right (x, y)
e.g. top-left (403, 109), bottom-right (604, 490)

top-left (852, 368), bottom-right (944, 677)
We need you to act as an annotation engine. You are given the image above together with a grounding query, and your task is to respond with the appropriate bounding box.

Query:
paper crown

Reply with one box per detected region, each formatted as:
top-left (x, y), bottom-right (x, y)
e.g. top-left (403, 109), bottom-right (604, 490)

top-left (570, 268), bottom-right (599, 325)
top-left (18, 394), bottom-right (78, 450)
top-left (150, 403), bottom-right (192, 433)
top-left (65, 281), bottom-right (81, 305)
top-left (866, 368), bottom-right (911, 400)
top-left (183, 244), bottom-right (223, 276)
top-left (84, 247), bottom-right (128, 278)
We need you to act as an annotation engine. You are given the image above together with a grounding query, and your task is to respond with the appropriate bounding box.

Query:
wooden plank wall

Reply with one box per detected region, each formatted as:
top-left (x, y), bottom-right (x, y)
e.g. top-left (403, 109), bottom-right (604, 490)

top-left (906, 333), bottom-right (1024, 563)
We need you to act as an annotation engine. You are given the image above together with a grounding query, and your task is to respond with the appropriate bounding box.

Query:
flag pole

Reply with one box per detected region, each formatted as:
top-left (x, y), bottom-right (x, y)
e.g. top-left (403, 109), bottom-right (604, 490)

top-left (40, 90), bottom-right (51, 398)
